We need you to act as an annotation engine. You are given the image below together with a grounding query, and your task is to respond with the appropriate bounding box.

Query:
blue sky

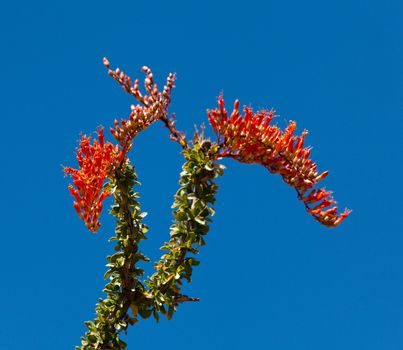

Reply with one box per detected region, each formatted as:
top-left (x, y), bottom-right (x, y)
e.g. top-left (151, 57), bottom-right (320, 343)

top-left (1, 0), bottom-right (402, 349)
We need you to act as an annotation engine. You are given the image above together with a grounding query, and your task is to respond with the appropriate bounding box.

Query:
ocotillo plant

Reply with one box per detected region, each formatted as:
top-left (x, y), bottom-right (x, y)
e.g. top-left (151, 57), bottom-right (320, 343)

top-left (64, 58), bottom-right (351, 349)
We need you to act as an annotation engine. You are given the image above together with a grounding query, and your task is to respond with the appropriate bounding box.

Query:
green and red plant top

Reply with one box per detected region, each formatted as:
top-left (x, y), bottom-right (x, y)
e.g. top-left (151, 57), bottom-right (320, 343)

top-left (64, 58), bottom-right (351, 349)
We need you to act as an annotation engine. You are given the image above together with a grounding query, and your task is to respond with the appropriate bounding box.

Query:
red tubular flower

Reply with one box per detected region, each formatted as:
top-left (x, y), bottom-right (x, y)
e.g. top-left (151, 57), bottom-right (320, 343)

top-left (104, 58), bottom-right (177, 150)
top-left (208, 96), bottom-right (351, 227)
top-left (110, 102), bottom-right (163, 149)
top-left (64, 128), bottom-right (124, 232)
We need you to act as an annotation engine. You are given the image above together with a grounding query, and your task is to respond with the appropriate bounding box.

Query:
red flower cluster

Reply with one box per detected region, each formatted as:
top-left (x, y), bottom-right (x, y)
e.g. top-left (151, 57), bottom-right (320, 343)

top-left (104, 58), bottom-right (177, 150)
top-left (208, 97), bottom-right (351, 227)
top-left (64, 128), bottom-right (123, 232)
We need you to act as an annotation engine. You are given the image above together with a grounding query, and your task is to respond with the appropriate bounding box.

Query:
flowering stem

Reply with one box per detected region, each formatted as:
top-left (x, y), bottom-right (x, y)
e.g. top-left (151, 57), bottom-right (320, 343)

top-left (76, 141), bottom-right (223, 348)
top-left (77, 162), bottom-right (149, 350)
top-left (67, 61), bottom-right (351, 350)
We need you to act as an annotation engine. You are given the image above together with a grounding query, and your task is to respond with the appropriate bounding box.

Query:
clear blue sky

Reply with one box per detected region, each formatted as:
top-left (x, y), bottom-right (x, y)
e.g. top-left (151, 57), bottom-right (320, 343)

top-left (1, 0), bottom-right (402, 349)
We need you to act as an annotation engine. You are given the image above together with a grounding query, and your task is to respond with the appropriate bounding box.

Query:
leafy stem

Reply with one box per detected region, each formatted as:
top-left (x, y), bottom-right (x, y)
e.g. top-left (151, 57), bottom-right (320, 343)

top-left (77, 162), bottom-right (149, 350)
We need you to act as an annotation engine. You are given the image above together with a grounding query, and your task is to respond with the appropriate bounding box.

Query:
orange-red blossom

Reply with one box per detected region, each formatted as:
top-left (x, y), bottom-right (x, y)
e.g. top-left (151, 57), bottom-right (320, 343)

top-left (208, 96), bottom-right (351, 227)
top-left (64, 128), bottom-right (125, 232)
